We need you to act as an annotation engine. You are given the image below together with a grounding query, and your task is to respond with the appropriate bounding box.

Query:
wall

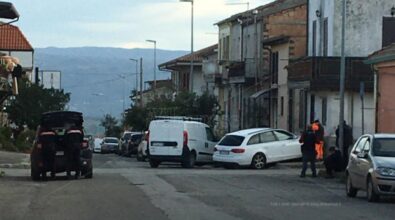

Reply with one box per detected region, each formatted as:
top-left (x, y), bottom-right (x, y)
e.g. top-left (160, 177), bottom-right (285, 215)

top-left (309, 0), bottom-right (395, 57)
top-left (376, 61), bottom-right (395, 133)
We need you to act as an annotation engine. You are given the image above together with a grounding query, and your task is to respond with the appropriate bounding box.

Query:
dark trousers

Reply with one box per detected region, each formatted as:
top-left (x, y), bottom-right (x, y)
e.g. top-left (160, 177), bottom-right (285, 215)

top-left (301, 154), bottom-right (316, 176)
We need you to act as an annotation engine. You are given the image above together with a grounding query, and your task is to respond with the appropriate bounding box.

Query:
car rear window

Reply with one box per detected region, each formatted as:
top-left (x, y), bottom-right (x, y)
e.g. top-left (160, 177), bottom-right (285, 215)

top-left (105, 139), bottom-right (118, 144)
top-left (131, 134), bottom-right (143, 141)
top-left (218, 135), bottom-right (245, 146)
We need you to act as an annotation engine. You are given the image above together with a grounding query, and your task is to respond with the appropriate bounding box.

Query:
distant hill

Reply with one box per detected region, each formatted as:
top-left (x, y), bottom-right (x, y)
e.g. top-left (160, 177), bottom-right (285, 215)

top-left (35, 47), bottom-right (187, 121)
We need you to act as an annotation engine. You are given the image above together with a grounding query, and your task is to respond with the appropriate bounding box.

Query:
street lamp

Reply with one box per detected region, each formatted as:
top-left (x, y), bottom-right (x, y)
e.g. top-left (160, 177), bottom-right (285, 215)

top-left (180, 0), bottom-right (194, 93)
top-left (145, 40), bottom-right (157, 94)
top-left (129, 58), bottom-right (139, 93)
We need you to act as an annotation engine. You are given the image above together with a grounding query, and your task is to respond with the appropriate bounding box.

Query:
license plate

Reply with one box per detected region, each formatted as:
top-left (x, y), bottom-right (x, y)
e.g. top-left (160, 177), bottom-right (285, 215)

top-left (220, 150), bottom-right (229, 155)
top-left (56, 151), bottom-right (64, 156)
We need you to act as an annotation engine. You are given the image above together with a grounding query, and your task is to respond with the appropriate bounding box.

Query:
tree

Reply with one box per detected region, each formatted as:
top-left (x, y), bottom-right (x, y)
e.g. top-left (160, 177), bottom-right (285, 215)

top-left (100, 114), bottom-right (121, 137)
top-left (6, 79), bottom-right (70, 130)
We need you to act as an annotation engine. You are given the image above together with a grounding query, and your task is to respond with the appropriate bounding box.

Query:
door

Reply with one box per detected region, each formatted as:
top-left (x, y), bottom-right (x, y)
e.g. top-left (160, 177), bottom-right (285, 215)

top-left (356, 137), bottom-right (372, 190)
top-left (259, 131), bottom-right (279, 163)
top-left (273, 130), bottom-right (300, 160)
top-left (348, 136), bottom-right (368, 189)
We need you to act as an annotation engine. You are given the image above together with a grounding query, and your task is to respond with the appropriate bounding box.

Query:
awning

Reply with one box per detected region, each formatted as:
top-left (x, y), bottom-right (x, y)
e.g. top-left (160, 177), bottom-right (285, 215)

top-left (0, 2), bottom-right (19, 19)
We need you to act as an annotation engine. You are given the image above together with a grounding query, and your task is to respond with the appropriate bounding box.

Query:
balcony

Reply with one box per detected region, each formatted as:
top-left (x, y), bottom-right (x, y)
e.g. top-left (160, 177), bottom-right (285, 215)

top-left (287, 57), bottom-right (374, 91)
top-left (202, 60), bottom-right (222, 84)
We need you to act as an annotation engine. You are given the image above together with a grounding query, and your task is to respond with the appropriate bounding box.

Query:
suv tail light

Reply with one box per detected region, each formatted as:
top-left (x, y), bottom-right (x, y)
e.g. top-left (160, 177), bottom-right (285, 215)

top-left (183, 130), bottom-right (188, 146)
top-left (231, 148), bottom-right (245, 153)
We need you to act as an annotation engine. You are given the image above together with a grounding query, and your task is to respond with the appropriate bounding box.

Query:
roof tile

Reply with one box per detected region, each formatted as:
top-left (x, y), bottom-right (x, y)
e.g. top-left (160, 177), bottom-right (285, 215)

top-left (0, 24), bottom-right (33, 51)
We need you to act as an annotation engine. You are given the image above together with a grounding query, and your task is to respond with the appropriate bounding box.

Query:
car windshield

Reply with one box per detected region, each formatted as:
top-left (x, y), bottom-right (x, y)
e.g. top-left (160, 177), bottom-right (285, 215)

top-left (131, 134), bottom-right (143, 141)
top-left (218, 135), bottom-right (245, 146)
top-left (372, 138), bottom-right (395, 157)
top-left (104, 139), bottom-right (118, 144)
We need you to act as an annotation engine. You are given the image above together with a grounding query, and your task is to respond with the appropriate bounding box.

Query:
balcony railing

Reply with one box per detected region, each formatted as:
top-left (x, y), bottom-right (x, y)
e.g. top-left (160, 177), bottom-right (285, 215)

top-left (288, 57), bottom-right (374, 91)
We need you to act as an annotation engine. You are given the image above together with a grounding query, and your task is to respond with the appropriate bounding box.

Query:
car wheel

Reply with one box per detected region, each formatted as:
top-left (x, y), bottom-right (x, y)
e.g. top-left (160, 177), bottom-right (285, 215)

top-left (31, 165), bottom-right (41, 181)
top-left (367, 177), bottom-right (380, 202)
top-left (182, 151), bottom-right (196, 168)
top-left (250, 153), bottom-right (266, 169)
top-left (149, 160), bottom-right (160, 168)
top-left (346, 173), bottom-right (358, 197)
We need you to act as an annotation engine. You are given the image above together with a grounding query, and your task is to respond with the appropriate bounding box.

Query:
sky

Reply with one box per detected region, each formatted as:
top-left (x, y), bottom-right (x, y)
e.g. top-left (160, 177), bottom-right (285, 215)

top-left (7, 0), bottom-right (274, 51)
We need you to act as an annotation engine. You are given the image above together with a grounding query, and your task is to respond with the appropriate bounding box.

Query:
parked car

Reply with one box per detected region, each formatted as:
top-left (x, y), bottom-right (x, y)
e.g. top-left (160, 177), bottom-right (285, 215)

top-left (346, 134), bottom-right (395, 202)
top-left (127, 133), bottom-right (144, 156)
top-left (30, 111), bottom-right (93, 180)
top-left (213, 128), bottom-right (301, 169)
top-left (147, 116), bottom-right (218, 168)
top-left (137, 131), bottom-right (148, 161)
top-left (100, 137), bottom-right (119, 153)
top-left (93, 137), bottom-right (103, 153)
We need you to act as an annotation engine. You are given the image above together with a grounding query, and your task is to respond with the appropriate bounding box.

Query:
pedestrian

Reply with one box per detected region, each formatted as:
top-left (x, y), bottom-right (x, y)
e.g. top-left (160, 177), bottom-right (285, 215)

top-left (336, 121), bottom-right (353, 166)
top-left (323, 146), bottom-right (343, 178)
top-left (299, 125), bottom-right (319, 178)
top-left (312, 119), bottom-right (324, 160)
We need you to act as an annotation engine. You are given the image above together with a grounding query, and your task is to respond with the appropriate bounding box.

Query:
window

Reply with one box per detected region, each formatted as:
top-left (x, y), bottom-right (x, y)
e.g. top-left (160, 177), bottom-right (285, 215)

top-left (312, 20), bottom-right (317, 56)
top-left (270, 52), bottom-right (279, 84)
top-left (260, 131), bottom-right (276, 143)
top-left (280, 96), bottom-right (284, 116)
top-left (372, 138), bottom-right (395, 157)
top-left (247, 134), bottom-right (260, 145)
top-left (218, 135), bottom-right (245, 146)
top-left (323, 18), bottom-right (328, 56)
top-left (362, 139), bottom-right (371, 152)
top-left (205, 127), bottom-right (215, 142)
top-left (382, 17), bottom-right (395, 47)
top-left (273, 130), bottom-right (294, 141)
top-left (322, 97), bottom-right (327, 126)
top-left (353, 137), bottom-right (367, 154)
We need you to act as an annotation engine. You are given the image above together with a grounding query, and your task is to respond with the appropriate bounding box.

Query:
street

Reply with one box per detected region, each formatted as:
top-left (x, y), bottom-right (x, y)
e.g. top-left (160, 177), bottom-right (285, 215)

top-left (1, 154), bottom-right (394, 220)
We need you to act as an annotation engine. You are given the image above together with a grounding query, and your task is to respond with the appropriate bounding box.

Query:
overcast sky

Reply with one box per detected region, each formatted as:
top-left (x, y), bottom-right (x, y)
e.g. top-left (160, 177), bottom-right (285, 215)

top-left (7, 0), bottom-right (273, 51)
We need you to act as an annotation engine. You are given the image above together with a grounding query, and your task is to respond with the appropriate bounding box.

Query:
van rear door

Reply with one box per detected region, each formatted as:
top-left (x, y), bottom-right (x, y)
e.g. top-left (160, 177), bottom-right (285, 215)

top-left (149, 120), bottom-right (184, 156)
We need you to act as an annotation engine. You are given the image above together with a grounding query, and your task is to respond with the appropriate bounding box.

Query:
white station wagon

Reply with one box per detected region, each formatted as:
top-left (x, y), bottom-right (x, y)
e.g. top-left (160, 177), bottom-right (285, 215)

top-left (213, 128), bottom-right (302, 169)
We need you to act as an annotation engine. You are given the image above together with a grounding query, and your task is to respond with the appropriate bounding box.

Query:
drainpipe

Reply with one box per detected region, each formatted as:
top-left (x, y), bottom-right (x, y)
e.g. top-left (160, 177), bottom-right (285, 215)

top-left (263, 46), bottom-right (273, 127)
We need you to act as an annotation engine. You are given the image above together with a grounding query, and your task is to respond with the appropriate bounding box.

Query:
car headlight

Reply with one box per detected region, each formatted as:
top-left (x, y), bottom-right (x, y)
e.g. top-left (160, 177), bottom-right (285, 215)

top-left (376, 167), bottom-right (395, 177)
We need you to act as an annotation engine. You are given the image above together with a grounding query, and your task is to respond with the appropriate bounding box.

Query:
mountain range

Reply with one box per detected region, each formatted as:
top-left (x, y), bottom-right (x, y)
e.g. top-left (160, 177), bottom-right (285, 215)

top-left (35, 47), bottom-right (188, 121)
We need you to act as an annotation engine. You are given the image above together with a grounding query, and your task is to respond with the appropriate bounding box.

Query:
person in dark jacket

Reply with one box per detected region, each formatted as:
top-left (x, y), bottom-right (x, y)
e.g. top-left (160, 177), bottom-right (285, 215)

top-left (299, 125), bottom-right (319, 178)
top-left (324, 146), bottom-right (343, 178)
top-left (336, 121), bottom-right (353, 165)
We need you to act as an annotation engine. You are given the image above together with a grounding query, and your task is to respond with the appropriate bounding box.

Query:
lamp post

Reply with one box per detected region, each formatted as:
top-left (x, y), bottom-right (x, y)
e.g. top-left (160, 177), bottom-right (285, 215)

top-left (146, 40), bottom-right (157, 95)
top-left (129, 58), bottom-right (139, 93)
top-left (180, 0), bottom-right (194, 93)
top-left (339, 0), bottom-right (346, 156)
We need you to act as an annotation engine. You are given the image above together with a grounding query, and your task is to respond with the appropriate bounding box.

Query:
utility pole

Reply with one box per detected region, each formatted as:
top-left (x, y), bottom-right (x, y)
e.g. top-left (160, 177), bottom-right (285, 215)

top-left (180, 0), bottom-right (194, 93)
top-left (339, 0), bottom-right (346, 155)
top-left (140, 57), bottom-right (143, 107)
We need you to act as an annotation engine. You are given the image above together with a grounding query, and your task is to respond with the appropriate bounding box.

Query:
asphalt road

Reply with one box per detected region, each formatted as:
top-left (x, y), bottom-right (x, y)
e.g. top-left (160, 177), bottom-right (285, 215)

top-left (1, 153), bottom-right (394, 220)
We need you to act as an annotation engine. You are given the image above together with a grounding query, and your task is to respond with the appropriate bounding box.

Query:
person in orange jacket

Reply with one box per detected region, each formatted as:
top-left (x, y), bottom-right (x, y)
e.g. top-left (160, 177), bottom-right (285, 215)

top-left (312, 119), bottom-right (324, 160)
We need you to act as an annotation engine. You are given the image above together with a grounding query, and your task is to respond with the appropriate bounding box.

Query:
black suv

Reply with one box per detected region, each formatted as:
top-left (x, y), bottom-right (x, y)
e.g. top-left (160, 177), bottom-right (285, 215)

top-left (30, 111), bottom-right (93, 180)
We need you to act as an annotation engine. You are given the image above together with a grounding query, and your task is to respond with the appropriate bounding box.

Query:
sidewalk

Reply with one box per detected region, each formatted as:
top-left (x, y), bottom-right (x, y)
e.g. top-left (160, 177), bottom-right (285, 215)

top-left (0, 150), bottom-right (30, 169)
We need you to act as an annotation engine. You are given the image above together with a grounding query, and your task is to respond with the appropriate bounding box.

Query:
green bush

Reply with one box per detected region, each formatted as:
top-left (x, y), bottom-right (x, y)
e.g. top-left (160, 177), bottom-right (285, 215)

top-left (15, 129), bottom-right (35, 153)
top-left (0, 127), bottom-right (16, 152)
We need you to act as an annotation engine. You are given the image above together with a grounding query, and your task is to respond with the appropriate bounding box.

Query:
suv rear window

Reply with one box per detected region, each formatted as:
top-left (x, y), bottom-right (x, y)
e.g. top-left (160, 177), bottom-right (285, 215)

top-left (218, 135), bottom-right (245, 146)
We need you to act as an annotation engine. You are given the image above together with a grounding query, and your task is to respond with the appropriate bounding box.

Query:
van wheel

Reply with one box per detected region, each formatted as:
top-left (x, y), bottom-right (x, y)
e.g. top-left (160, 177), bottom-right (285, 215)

top-left (182, 151), bottom-right (196, 168)
top-left (250, 153), bottom-right (266, 169)
top-left (346, 173), bottom-right (357, 197)
top-left (367, 177), bottom-right (380, 202)
top-left (149, 160), bottom-right (160, 168)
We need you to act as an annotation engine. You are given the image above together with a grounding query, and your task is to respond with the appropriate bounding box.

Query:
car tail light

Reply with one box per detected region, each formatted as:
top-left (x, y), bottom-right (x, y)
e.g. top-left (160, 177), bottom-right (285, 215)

top-left (231, 148), bottom-right (245, 153)
top-left (183, 130), bottom-right (188, 146)
top-left (81, 141), bottom-right (89, 148)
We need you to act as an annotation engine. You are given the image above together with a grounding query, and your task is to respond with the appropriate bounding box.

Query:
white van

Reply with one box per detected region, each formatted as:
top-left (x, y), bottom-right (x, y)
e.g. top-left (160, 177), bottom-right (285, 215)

top-left (147, 117), bottom-right (217, 168)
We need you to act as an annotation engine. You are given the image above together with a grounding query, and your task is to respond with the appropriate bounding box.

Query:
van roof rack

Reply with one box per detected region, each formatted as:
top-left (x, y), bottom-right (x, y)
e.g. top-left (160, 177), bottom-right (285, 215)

top-left (154, 116), bottom-right (202, 122)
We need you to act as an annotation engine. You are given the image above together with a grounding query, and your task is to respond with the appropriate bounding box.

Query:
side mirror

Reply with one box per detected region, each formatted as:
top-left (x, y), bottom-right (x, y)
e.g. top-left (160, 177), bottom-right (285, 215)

top-left (357, 152), bottom-right (368, 159)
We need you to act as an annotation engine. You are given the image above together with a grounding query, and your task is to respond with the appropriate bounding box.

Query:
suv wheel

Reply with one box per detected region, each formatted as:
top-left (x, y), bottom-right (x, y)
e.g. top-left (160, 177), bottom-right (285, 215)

top-left (31, 165), bottom-right (41, 181)
top-left (346, 173), bottom-right (358, 197)
top-left (367, 177), bottom-right (380, 202)
top-left (182, 151), bottom-right (196, 168)
top-left (149, 160), bottom-right (160, 168)
top-left (250, 153), bottom-right (266, 169)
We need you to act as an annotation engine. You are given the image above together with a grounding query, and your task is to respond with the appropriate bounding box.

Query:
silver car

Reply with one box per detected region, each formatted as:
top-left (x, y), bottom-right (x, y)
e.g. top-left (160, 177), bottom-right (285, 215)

top-left (346, 134), bottom-right (395, 202)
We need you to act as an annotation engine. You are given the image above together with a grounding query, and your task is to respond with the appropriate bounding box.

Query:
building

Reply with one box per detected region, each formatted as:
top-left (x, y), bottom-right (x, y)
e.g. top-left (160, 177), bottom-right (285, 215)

top-left (287, 0), bottom-right (395, 141)
top-left (158, 44), bottom-right (218, 96)
top-left (131, 79), bottom-right (174, 107)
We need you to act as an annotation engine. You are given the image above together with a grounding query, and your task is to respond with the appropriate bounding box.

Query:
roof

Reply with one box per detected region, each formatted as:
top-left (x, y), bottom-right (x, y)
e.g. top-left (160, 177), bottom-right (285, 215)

top-left (228, 128), bottom-right (270, 136)
top-left (365, 43), bottom-right (395, 65)
top-left (262, 35), bottom-right (290, 46)
top-left (0, 2), bottom-right (19, 19)
top-left (215, 0), bottom-right (306, 25)
top-left (158, 44), bottom-right (217, 70)
top-left (0, 24), bottom-right (33, 51)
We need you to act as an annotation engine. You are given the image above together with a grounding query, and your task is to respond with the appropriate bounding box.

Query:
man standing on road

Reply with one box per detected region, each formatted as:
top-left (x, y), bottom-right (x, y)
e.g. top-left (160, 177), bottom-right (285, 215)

top-left (336, 121), bottom-right (353, 166)
top-left (299, 125), bottom-right (318, 178)
top-left (312, 120), bottom-right (324, 160)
